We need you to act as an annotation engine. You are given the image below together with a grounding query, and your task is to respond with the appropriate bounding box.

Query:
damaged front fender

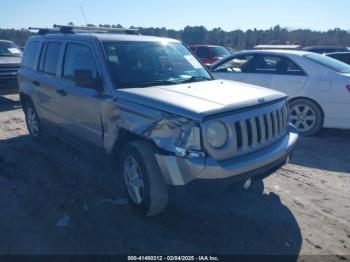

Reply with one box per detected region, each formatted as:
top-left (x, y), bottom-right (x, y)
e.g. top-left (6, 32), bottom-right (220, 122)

top-left (102, 98), bottom-right (202, 156)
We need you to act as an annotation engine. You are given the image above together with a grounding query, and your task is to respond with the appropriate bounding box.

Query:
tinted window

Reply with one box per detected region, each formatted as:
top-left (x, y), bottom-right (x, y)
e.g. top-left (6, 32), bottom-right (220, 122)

top-left (305, 53), bottom-right (350, 73)
top-left (43, 42), bottom-right (62, 75)
top-left (196, 47), bottom-right (210, 59)
top-left (63, 43), bottom-right (98, 82)
top-left (328, 54), bottom-right (350, 65)
top-left (211, 47), bottom-right (230, 57)
top-left (21, 41), bottom-right (39, 69)
top-left (252, 55), bottom-right (305, 75)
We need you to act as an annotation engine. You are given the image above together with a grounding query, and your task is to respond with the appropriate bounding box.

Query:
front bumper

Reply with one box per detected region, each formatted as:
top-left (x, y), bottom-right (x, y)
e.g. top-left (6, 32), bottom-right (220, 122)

top-left (0, 76), bottom-right (18, 95)
top-left (155, 127), bottom-right (298, 186)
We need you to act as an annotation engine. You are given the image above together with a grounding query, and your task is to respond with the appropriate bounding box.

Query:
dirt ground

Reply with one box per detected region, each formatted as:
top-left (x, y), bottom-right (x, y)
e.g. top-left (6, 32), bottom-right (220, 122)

top-left (0, 94), bottom-right (349, 260)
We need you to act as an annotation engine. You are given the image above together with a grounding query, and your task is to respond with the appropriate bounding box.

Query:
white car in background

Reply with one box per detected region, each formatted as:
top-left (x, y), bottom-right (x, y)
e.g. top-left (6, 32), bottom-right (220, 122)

top-left (210, 50), bottom-right (350, 135)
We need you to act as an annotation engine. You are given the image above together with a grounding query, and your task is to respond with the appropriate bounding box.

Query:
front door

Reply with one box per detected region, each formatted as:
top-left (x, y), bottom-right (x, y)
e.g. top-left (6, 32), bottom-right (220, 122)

top-left (57, 42), bottom-right (104, 148)
top-left (212, 54), bottom-right (256, 84)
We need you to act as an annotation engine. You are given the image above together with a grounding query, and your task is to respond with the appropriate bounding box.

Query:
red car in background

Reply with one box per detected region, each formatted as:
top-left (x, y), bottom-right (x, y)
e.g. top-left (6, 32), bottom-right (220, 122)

top-left (190, 45), bottom-right (230, 65)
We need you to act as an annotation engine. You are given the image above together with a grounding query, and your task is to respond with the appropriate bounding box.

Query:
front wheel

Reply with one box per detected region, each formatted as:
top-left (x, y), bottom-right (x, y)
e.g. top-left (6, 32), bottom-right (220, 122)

top-left (289, 99), bottom-right (323, 136)
top-left (119, 140), bottom-right (168, 217)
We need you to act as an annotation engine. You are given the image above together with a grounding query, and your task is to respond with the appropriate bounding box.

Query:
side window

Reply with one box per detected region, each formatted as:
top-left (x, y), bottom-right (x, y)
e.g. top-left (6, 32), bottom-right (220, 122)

top-left (343, 55), bottom-right (350, 65)
top-left (254, 55), bottom-right (305, 75)
top-left (62, 43), bottom-right (98, 84)
top-left (21, 41), bottom-right (39, 69)
top-left (196, 47), bottom-right (210, 59)
top-left (331, 54), bottom-right (350, 65)
top-left (42, 42), bottom-right (62, 75)
top-left (214, 55), bottom-right (254, 73)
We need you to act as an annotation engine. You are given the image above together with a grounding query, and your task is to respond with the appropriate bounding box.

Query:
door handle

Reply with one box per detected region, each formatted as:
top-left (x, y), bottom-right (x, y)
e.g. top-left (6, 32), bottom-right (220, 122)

top-left (56, 89), bottom-right (67, 96)
top-left (32, 81), bottom-right (40, 87)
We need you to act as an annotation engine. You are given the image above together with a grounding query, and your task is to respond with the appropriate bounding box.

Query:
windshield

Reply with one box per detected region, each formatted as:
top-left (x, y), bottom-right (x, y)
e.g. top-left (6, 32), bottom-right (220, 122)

top-left (211, 46), bottom-right (230, 57)
top-left (0, 41), bottom-right (21, 57)
top-left (104, 41), bottom-right (212, 88)
top-left (305, 53), bottom-right (350, 73)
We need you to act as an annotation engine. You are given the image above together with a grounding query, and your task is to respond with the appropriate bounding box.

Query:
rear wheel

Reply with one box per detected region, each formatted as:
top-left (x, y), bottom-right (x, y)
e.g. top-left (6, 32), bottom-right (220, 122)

top-left (119, 140), bottom-right (168, 217)
top-left (24, 101), bottom-right (42, 142)
top-left (289, 99), bottom-right (323, 136)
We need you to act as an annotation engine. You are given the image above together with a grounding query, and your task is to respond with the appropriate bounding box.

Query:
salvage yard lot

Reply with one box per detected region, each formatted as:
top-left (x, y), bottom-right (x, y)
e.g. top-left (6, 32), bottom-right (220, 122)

top-left (0, 95), bottom-right (349, 259)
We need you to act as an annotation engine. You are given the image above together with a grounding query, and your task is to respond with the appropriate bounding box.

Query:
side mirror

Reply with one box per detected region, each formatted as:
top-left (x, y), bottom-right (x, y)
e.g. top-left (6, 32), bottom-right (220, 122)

top-left (74, 69), bottom-right (103, 92)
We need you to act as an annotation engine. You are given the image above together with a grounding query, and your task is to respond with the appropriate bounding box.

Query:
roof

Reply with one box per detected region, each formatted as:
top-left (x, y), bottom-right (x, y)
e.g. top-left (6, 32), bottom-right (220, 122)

top-left (189, 45), bottom-right (225, 48)
top-left (325, 51), bottom-right (350, 55)
top-left (254, 45), bottom-right (301, 50)
top-left (236, 49), bottom-right (311, 56)
top-left (28, 32), bottom-right (180, 43)
top-left (0, 39), bottom-right (14, 43)
top-left (303, 46), bottom-right (349, 49)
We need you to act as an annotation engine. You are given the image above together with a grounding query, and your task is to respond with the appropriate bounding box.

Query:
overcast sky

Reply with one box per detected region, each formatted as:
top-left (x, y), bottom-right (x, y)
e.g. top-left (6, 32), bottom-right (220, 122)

top-left (1, 0), bottom-right (349, 31)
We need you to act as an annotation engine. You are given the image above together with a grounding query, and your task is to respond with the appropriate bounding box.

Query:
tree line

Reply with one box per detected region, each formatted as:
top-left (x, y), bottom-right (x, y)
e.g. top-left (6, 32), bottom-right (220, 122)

top-left (1, 24), bottom-right (350, 50)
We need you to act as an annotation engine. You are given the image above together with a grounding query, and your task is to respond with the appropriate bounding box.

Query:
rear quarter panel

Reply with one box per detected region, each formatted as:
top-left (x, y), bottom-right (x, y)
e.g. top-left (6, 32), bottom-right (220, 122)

top-left (288, 55), bottom-right (350, 129)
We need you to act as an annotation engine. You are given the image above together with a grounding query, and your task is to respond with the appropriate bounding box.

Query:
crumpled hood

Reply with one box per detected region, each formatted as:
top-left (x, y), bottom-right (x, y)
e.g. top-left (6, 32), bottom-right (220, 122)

top-left (117, 80), bottom-right (287, 121)
top-left (0, 56), bottom-right (21, 66)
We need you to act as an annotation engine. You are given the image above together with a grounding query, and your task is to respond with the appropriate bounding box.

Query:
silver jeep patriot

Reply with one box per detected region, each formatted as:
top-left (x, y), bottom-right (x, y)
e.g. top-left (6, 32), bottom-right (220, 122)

top-left (18, 26), bottom-right (298, 216)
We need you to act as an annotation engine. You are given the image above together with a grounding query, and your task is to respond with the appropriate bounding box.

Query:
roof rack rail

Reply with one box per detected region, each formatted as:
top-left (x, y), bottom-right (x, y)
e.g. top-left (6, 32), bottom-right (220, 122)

top-left (29, 25), bottom-right (140, 35)
top-left (28, 27), bottom-right (60, 35)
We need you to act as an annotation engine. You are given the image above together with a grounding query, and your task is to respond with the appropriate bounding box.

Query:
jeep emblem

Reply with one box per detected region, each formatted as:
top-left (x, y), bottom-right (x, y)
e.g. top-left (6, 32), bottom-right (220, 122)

top-left (258, 98), bottom-right (266, 104)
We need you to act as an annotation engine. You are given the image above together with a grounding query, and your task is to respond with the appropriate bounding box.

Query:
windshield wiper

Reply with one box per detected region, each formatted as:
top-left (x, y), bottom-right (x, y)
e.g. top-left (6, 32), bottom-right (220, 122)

top-left (0, 54), bottom-right (20, 57)
top-left (176, 76), bottom-right (212, 84)
top-left (127, 79), bottom-right (178, 88)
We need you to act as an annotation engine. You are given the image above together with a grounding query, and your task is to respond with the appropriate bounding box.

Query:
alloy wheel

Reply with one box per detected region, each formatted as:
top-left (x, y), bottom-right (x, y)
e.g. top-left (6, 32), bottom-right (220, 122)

top-left (123, 156), bottom-right (145, 205)
top-left (26, 107), bottom-right (40, 137)
top-left (290, 104), bottom-right (316, 133)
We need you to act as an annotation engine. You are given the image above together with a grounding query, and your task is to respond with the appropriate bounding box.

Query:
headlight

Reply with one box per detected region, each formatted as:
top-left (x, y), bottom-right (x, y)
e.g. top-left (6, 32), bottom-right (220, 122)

top-left (206, 121), bottom-right (228, 148)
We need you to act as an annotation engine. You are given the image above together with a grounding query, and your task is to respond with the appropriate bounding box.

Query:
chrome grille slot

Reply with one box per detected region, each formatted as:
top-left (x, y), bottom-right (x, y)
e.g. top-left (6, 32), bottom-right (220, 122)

top-left (202, 100), bottom-right (289, 162)
top-left (272, 111), bottom-right (278, 137)
top-left (249, 118), bottom-right (258, 147)
top-left (258, 116), bottom-right (266, 144)
top-left (239, 120), bottom-right (249, 151)
top-left (265, 113), bottom-right (273, 140)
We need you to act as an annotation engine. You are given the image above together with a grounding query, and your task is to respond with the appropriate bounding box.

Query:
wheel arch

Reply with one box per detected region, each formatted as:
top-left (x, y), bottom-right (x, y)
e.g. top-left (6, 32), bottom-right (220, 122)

top-left (109, 129), bottom-right (163, 161)
top-left (289, 96), bottom-right (325, 119)
top-left (19, 92), bottom-right (33, 108)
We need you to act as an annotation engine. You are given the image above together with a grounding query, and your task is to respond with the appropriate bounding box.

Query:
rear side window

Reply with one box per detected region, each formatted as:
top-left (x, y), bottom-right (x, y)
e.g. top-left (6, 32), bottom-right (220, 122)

top-left (210, 47), bottom-right (230, 57)
top-left (42, 42), bottom-right (62, 75)
top-left (328, 54), bottom-right (350, 65)
top-left (21, 41), bottom-right (39, 69)
top-left (62, 43), bottom-right (98, 81)
top-left (305, 53), bottom-right (350, 73)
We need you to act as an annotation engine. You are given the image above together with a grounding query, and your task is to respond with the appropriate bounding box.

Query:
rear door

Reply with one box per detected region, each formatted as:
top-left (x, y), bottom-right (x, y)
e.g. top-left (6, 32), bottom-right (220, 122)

top-left (57, 42), bottom-right (103, 148)
top-left (263, 55), bottom-right (308, 96)
top-left (34, 41), bottom-right (65, 126)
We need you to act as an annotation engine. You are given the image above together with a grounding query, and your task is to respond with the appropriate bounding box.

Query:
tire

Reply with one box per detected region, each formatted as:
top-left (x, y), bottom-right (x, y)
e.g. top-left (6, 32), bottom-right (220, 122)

top-left (119, 140), bottom-right (168, 217)
top-left (289, 98), bottom-right (323, 136)
top-left (23, 100), bottom-right (43, 142)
